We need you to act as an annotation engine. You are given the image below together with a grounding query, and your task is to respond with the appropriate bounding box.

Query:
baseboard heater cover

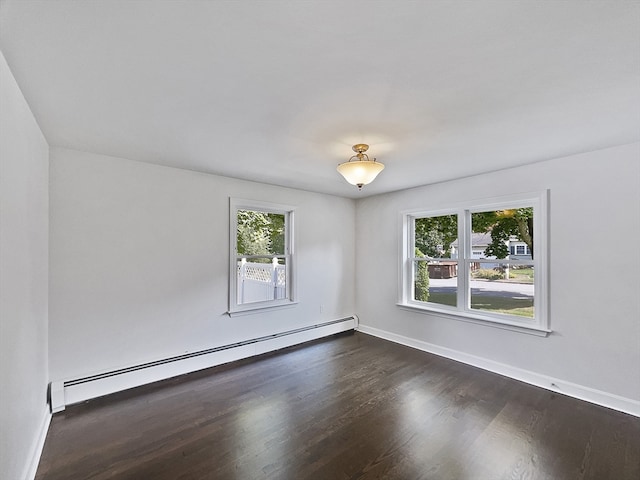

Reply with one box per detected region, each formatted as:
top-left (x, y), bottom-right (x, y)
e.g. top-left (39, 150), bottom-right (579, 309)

top-left (50, 316), bottom-right (356, 413)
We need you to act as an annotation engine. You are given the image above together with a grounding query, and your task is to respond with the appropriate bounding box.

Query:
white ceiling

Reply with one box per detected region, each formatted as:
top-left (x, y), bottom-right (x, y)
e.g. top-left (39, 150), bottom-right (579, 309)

top-left (1, 0), bottom-right (638, 198)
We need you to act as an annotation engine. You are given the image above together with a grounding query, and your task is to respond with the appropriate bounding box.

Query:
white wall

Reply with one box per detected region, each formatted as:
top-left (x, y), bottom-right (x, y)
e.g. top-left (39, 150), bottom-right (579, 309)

top-left (355, 143), bottom-right (640, 411)
top-left (0, 51), bottom-right (50, 480)
top-left (49, 148), bottom-right (356, 383)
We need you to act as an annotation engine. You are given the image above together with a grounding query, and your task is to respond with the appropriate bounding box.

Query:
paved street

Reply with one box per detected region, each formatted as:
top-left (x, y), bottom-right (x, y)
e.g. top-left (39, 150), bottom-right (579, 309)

top-left (429, 277), bottom-right (533, 298)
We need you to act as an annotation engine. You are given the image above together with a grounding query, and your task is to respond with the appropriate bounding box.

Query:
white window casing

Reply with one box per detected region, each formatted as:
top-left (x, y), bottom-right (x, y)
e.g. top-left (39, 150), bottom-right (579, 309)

top-left (398, 191), bottom-right (549, 336)
top-left (229, 198), bottom-right (297, 316)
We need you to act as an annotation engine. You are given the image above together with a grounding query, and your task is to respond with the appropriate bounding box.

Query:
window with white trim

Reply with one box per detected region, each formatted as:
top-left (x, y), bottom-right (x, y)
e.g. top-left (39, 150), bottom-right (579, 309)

top-left (229, 199), bottom-right (296, 315)
top-left (399, 191), bottom-right (549, 334)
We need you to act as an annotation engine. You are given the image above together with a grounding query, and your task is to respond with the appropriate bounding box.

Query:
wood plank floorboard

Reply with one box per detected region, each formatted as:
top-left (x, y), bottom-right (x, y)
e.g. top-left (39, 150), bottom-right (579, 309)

top-left (35, 331), bottom-right (640, 479)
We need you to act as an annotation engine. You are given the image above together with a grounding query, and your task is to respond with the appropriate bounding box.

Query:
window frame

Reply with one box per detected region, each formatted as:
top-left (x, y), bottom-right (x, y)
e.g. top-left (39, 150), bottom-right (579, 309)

top-left (229, 198), bottom-right (297, 316)
top-left (512, 244), bottom-right (529, 256)
top-left (398, 191), bottom-right (549, 335)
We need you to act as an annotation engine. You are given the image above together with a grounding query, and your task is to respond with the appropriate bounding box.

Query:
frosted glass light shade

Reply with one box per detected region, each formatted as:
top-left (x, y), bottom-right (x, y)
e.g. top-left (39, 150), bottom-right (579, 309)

top-left (337, 160), bottom-right (385, 189)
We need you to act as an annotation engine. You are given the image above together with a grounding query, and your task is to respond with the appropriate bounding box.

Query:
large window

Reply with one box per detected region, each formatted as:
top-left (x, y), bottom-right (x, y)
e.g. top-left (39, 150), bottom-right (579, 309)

top-left (399, 191), bottom-right (549, 334)
top-left (229, 199), bottom-right (295, 315)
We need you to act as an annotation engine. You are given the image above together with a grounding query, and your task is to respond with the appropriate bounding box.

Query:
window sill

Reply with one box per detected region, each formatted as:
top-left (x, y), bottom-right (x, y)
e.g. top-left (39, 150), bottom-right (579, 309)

top-left (396, 303), bottom-right (551, 337)
top-left (227, 301), bottom-right (298, 317)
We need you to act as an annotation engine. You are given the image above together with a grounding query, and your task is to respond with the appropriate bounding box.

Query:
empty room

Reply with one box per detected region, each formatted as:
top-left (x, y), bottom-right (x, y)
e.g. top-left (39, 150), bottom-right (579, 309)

top-left (1, 1), bottom-right (639, 479)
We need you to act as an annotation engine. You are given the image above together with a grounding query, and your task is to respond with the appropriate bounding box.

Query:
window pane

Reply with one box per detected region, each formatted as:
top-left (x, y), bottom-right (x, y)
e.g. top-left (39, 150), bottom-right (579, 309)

top-left (470, 264), bottom-right (534, 318)
top-left (237, 257), bottom-right (287, 305)
top-left (414, 214), bottom-right (458, 259)
top-left (237, 210), bottom-right (286, 256)
top-left (470, 208), bottom-right (533, 261)
top-left (413, 260), bottom-right (457, 307)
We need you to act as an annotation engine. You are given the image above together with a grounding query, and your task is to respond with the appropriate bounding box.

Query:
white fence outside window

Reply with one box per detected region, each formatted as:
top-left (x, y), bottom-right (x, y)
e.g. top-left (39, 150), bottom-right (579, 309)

top-left (237, 258), bottom-right (286, 304)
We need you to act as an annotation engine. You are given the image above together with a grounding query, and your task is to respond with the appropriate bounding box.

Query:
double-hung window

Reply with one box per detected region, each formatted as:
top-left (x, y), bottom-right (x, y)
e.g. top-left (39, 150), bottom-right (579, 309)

top-left (229, 198), bottom-right (296, 315)
top-left (399, 191), bottom-right (549, 334)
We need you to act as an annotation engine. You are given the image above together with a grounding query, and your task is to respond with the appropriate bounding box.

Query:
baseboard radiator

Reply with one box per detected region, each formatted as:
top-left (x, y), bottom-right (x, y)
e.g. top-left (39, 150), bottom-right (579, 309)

top-left (50, 316), bottom-right (358, 413)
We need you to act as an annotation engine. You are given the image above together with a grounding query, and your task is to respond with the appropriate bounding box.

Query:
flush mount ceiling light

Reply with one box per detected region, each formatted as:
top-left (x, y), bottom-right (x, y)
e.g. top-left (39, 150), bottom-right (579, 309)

top-left (337, 144), bottom-right (385, 190)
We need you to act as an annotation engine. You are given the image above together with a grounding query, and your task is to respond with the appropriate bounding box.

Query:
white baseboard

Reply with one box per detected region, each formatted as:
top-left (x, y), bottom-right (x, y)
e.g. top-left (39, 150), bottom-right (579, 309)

top-left (23, 408), bottom-right (51, 480)
top-left (56, 318), bottom-right (355, 409)
top-left (357, 324), bottom-right (640, 417)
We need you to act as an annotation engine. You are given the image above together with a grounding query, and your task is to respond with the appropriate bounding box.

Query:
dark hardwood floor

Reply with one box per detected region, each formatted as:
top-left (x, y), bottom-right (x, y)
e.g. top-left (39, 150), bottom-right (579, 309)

top-left (36, 331), bottom-right (640, 480)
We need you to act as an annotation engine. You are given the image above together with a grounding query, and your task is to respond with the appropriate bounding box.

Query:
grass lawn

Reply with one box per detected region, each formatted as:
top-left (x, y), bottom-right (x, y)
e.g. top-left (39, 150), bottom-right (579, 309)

top-left (427, 292), bottom-right (534, 318)
top-left (508, 268), bottom-right (534, 283)
top-left (471, 268), bottom-right (534, 284)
